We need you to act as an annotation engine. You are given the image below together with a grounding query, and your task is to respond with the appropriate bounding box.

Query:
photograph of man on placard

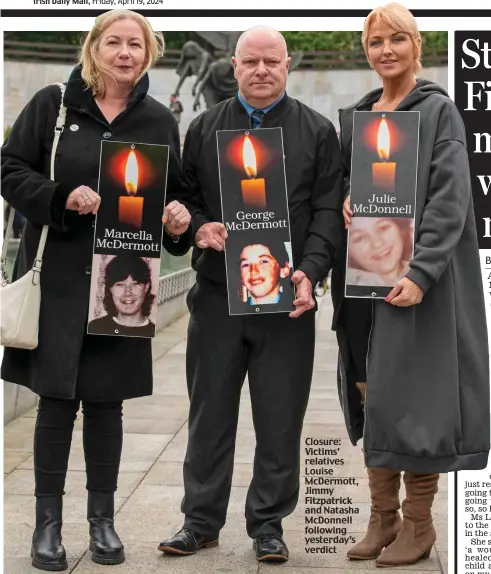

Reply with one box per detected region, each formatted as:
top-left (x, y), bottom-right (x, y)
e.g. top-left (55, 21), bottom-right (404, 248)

top-left (216, 127), bottom-right (294, 314)
top-left (234, 234), bottom-right (294, 307)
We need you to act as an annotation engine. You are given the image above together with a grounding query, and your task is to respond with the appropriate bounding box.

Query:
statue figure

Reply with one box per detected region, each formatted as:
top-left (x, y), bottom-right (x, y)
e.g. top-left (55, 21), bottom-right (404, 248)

top-left (172, 41), bottom-right (214, 99)
top-left (172, 32), bottom-right (304, 111)
top-left (191, 57), bottom-right (238, 111)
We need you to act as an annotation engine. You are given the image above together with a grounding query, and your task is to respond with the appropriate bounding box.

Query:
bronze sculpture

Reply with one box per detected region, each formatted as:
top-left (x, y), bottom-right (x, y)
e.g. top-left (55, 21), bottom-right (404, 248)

top-left (172, 32), bottom-right (303, 111)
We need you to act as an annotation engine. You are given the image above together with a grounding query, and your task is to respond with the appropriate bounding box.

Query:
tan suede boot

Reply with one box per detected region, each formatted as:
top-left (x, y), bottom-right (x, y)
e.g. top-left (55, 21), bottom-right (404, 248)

top-left (356, 382), bottom-right (367, 405)
top-left (347, 467), bottom-right (402, 560)
top-left (375, 472), bottom-right (438, 568)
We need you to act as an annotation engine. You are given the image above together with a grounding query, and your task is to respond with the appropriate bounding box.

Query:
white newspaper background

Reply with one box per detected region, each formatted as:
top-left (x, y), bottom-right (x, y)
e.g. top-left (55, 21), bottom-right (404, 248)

top-left (0, 3), bottom-right (490, 574)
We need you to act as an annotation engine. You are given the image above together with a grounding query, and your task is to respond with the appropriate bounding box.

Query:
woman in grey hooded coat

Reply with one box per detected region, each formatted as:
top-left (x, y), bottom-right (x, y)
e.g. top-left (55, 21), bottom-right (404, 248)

top-left (331, 2), bottom-right (489, 569)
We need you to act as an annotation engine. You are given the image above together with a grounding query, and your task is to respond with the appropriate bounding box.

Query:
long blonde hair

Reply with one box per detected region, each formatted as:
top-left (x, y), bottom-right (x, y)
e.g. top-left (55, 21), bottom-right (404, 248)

top-left (78, 9), bottom-right (165, 98)
top-left (362, 2), bottom-right (422, 73)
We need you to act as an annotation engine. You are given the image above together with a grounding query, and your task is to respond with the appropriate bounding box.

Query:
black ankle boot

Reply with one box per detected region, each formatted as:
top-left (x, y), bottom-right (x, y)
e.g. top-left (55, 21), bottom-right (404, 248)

top-left (87, 491), bottom-right (125, 565)
top-left (31, 496), bottom-right (68, 571)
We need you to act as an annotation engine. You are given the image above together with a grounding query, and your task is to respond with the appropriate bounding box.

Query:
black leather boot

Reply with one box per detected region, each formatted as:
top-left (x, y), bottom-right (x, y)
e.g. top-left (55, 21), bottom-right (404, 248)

top-left (87, 491), bottom-right (125, 565)
top-left (31, 496), bottom-right (68, 571)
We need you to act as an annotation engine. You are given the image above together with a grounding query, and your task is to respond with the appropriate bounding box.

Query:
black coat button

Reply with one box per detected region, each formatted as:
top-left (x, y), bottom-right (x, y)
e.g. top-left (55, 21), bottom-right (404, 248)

top-left (103, 132), bottom-right (112, 139)
top-left (85, 266), bottom-right (91, 275)
top-left (92, 221), bottom-right (95, 228)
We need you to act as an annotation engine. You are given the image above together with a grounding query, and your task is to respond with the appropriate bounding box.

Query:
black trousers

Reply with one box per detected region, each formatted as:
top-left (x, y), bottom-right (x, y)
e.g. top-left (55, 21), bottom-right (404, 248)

top-left (34, 397), bottom-right (123, 497)
top-left (182, 281), bottom-right (316, 539)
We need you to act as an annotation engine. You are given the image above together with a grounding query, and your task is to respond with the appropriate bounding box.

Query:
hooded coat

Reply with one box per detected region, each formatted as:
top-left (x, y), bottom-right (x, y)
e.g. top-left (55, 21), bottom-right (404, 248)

top-left (1, 66), bottom-right (192, 402)
top-left (331, 79), bottom-right (490, 473)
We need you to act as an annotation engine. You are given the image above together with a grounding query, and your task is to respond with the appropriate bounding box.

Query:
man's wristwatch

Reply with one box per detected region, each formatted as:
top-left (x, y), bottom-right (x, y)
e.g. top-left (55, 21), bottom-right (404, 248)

top-left (164, 226), bottom-right (180, 243)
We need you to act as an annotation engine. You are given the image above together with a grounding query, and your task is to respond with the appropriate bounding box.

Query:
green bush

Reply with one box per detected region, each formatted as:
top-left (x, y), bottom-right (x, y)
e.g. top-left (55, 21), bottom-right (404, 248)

top-left (283, 31), bottom-right (447, 52)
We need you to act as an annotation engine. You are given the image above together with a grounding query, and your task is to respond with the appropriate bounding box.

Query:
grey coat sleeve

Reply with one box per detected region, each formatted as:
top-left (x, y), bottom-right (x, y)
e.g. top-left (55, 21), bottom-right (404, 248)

top-left (406, 102), bottom-right (472, 293)
top-left (1, 86), bottom-right (72, 232)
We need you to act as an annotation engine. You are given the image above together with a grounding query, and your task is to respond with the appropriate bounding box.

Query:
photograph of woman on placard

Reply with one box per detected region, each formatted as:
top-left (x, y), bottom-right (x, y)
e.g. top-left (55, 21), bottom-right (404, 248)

top-left (346, 217), bottom-right (414, 287)
top-left (88, 253), bottom-right (159, 338)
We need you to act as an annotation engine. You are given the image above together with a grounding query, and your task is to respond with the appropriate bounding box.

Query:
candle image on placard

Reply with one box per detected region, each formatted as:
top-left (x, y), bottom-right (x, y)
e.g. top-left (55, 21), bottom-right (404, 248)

top-left (372, 117), bottom-right (396, 192)
top-left (90, 140), bottom-right (170, 337)
top-left (216, 127), bottom-right (294, 315)
top-left (241, 135), bottom-right (266, 209)
top-left (345, 111), bottom-right (419, 299)
top-left (119, 148), bottom-right (144, 228)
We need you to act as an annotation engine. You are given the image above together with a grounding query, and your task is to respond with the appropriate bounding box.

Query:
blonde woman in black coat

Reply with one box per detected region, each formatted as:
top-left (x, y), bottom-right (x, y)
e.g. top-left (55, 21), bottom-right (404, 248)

top-left (1, 10), bottom-right (191, 571)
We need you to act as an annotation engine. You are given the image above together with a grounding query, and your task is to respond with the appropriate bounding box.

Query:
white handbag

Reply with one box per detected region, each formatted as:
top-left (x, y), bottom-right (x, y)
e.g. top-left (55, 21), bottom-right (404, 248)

top-left (1, 83), bottom-right (67, 350)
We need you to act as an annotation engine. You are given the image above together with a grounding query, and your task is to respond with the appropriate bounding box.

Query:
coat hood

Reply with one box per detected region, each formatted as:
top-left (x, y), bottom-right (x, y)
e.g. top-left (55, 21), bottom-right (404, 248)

top-left (340, 78), bottom-right (449, 115)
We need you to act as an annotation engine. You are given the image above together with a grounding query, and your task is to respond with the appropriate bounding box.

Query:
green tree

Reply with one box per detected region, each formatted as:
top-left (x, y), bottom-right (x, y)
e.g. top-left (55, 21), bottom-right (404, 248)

top-left (4, 30), bottom-right (448, 52)
top-left (4, 30), bottom-right (447, 69)
top-left (4, 31), bottom-right (83, 45)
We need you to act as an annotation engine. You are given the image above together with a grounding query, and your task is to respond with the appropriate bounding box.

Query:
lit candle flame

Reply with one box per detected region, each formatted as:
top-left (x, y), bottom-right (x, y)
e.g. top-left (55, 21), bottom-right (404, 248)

top-left (243, 135), bottom-right (257, 178)
top-left (125, 150), bottom-right (139, 195)
top-left (377, 118), bottom-right (391, 161)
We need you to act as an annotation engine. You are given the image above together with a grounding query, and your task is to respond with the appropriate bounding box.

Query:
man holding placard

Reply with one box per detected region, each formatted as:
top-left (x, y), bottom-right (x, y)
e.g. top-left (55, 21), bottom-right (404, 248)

top-left (158, 26), bottom-right (344, 562)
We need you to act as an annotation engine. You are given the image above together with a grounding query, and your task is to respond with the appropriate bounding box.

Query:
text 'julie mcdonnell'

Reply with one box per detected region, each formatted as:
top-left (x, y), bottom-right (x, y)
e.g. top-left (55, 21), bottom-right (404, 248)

top-left (303, 438), bottom-right (359, 554)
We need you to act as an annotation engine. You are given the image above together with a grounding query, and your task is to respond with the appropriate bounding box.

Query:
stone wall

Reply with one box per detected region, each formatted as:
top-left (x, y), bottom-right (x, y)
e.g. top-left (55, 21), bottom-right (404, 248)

top-left (4, 61), bottom-right (448, 135)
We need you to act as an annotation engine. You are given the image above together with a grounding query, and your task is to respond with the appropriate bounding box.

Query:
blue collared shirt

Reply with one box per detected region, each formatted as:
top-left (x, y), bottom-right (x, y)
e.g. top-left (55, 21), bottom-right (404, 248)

top-left (237, 91), bottom-right (285, 118)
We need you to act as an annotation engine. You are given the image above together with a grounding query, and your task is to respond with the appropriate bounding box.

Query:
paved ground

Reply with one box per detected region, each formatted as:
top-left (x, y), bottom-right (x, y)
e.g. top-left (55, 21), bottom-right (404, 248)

top-left (3, 295), bottom-right (448, 574)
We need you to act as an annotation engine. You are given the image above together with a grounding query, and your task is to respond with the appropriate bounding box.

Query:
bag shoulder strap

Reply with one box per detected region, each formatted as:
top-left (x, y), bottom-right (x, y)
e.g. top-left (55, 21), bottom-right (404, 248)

top-left (1, 208), bottom-right (15, 285)
top-left (33, 83), bottom-right (67, 274)
top-left (1, 83), bottom-right (67, 282)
